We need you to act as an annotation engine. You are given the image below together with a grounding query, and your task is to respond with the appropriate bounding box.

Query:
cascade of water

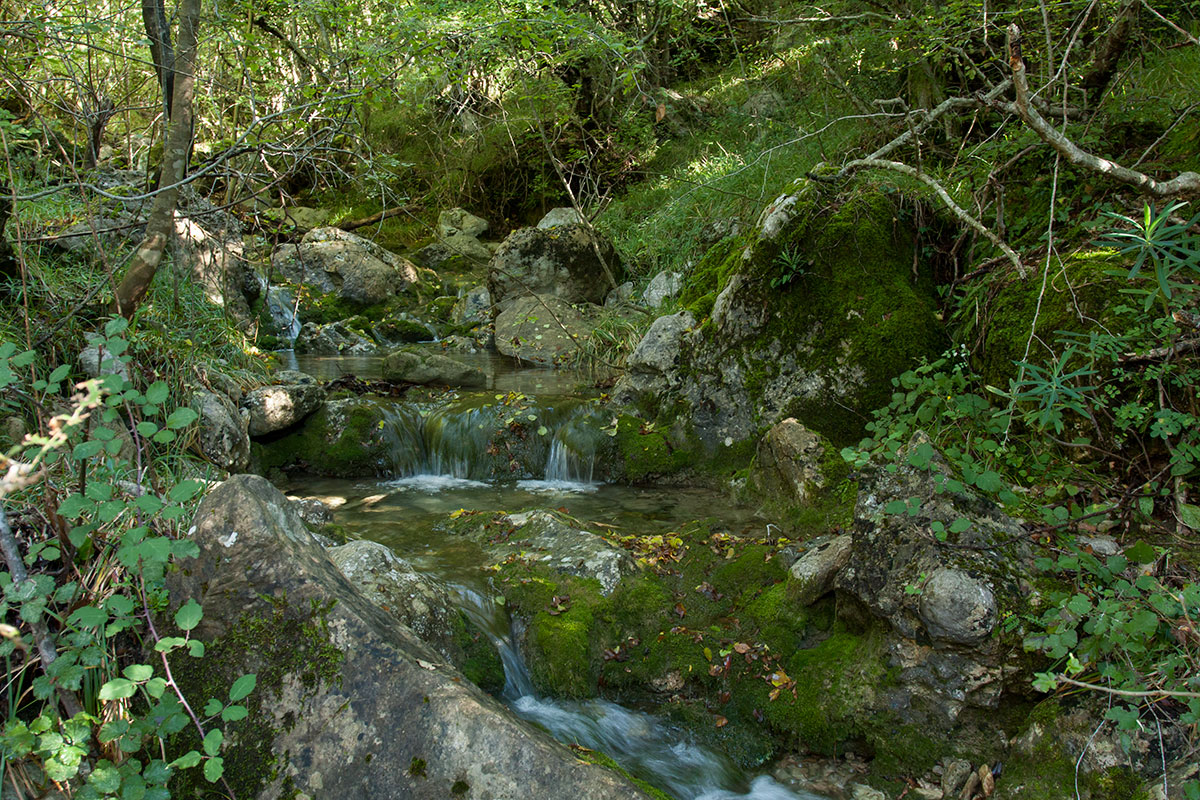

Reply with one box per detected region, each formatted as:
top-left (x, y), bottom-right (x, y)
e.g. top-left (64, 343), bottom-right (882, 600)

top-left (382, 397), bottom-right (608, 485)
top-left (265, 285), bottom-right (303, 342)
top-left (452, 588), bottom-right (826, 800)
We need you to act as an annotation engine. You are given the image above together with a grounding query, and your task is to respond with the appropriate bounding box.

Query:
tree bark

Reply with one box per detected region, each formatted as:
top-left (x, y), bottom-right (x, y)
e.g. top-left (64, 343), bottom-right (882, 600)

top-left (113, 0), bottom-right (201, 317)
top-left (142, 0), bottom-right (175, 120)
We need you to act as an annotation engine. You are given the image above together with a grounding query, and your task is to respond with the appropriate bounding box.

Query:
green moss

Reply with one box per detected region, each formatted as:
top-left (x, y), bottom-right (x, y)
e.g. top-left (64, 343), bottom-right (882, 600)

top-left (681, 235), bottom-right (746, 318)
top-left (252, 398), bottom-right (392, 477)
top-left (614, 415), bottom-right (692, 482)
top-left (376, 317), bottom-right (433, 343)
top-left (451, 611), bottom-right (505, 694)
top-left (169, 599), bottom-right (344, 799)
top-left (975, 251), bottom-right (1122, 387)
top-left (570, 748), bottom-right (675, 800)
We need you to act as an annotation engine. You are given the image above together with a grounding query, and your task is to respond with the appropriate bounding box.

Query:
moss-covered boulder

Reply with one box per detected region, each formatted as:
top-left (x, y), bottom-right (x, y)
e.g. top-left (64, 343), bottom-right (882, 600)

top-left (652, 183), bottom-right (947, 448)
top-left (381, 347), bottom-right (486, 388)
top-left (168, 475), bottom-right (653, 800)
top-left (488, 224), bottom-right (624, 314)
top-left (251, 397), bottom-right (394, 476)
top-left (328, 539), bottom-right (503, 693)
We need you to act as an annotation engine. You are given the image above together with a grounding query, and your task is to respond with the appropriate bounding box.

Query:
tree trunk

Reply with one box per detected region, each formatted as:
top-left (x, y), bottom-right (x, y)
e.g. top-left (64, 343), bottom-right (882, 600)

top-left (142, 0), bottom-right (175, 121)
top-left (113, 0), bottom-right (201, 318)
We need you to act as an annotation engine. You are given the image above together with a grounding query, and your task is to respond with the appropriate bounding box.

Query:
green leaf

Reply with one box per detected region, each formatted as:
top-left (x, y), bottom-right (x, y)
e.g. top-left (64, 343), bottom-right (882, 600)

top-left (123, 664), bottom-right (154, 682)
top-left (168, 480), bottom-right (203, 503)
top-left (1181, 503), bottom-right (1200, 532)
top-left (203, 699), bottom-right (224, 717)
top-left (145, 381), bottom-right (170, 404)
top-left (221, 705), bottom-right (249, 722)
top-left (68, 606), bottom-right (108, 628)
top-left (98, 678), bottom-right (136, 700)
top-left (1125, 540), bottom-right (1157, 564)
top-left (202, 729), bottom-right (223, 756)
top-left (58, 494), bottom-right (91, 519)
top-left (188, 640), bottom-right (205, 657)
top-left (136, 421), bottom-right (159, 437)
top-left (135, 494), bottom-right (164, 514)
top-left (949, 517), bottom-right (972, 534)
top-left (155, 636), bottom-right (187, 652)
top-left (104, 317), bottom-right (129, 337)
top-left (169, 751), bottom-right (201, 770)
top-left (228, 673), bottom-right (256, 702)
top-left (174, 600), bottom-right (203, 631)
top-left (48, 364), bottom-right (71, 383)
top-left (165, 408), bottom-right (199, 429)
top-left (145, 677), bottom-right (167, 698)
top-left (72, 440), bottom-right (104, 460)
top-left (203, 757), bottom-right (224, 783)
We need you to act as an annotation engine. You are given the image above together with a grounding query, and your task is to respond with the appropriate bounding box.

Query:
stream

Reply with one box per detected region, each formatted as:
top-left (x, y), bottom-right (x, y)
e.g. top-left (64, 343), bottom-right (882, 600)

top-left (280, 352), bottom-right (830, 800)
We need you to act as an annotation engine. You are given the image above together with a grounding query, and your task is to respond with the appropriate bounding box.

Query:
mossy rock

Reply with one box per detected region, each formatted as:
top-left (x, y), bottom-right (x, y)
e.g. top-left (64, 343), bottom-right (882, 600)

top-left (666, 183), bottom-right (948, 448)
top-left (974, 250), bottom-right (1124, 387)
top-left (251, 397), bottom-right (394, 477)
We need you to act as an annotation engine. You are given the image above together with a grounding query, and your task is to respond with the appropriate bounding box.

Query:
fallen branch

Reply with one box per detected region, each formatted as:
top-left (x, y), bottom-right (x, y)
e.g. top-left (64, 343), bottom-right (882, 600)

top-left (1119, 336), bottom-right (1200, 365)
top-left (1008, 24), bottom-right (1200, 200)
top-left (811, 157), bottom-right (1027, 278)
top-left (337, 205), bottom-right (414, 232)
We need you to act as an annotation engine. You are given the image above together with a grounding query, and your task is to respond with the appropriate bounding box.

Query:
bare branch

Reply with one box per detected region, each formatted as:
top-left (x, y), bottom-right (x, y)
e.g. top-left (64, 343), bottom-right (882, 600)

top-left (1008, 24), bottom-right (1200, 199)
top-left (820, 157), bottom-right (1026, 277)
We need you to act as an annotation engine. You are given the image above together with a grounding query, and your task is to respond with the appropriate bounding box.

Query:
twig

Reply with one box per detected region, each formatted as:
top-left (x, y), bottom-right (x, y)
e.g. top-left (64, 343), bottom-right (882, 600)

top-left (813, 157), bottom-right (1026, 277)
top-left (1057, 674), bottom-right (1200, 700)
top-left (1008, 24), bottom-right (1200, 199)
top-left (337, 205), bottom-right (414, 232)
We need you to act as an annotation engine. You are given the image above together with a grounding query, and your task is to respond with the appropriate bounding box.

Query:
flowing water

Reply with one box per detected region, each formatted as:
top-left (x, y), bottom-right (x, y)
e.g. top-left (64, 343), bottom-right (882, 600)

top-left (282, 358), bottom-right (829, 800)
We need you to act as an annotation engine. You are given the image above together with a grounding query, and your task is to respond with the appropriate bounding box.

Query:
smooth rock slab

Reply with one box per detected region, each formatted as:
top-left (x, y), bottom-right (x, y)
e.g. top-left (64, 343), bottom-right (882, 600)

top-left (918, 567), bottom-right (997, 645)
top-left (243, 377), bottom-right (325, 436)
top-left (381, 348), bottom-right (486, 388)
top-left (169, 475), bottom-right (651, 800)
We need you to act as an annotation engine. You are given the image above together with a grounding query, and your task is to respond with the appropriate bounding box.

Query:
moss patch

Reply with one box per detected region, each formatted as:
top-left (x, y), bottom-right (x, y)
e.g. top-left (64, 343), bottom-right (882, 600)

top-left (169, 598), bottom-right (344, 799)
top-left (252, 397), bottom-right (393, 477)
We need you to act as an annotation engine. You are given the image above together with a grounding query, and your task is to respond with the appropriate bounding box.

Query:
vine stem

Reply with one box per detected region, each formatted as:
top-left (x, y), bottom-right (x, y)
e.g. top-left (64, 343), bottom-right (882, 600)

top-left (1057, 675), bottom-right (1200, 700)
top-left (139, 572), bottom-right (239, 800)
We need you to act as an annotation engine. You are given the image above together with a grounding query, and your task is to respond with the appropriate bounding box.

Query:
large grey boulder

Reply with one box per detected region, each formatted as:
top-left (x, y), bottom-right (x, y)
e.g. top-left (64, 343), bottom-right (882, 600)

top-left (536, 207), bottom-right (581, 229)
top-left (640, 186), bottom-right (945, 449)
top-left (438, 208), bottom-right (489, 239)
top-left (169, 475), bottom-right (651, 800)
top-left (487, 224), bottom-right (623, 313)
top-left (833, 433), bottom-right (1031, 722)
top-left (193, 390), bottom-right (249, 472)
top-left (641, 271), bottom-right (682, 308)
top-left (328, 540), bottom-right (466, 665)
top-left (611, 311), bottom-right (693, 405)
top-left (381, 348), bottom-right (486, 388)
top-left (455, 510), bottom-right (636, 595)
top-left (494, 295), bottom-right (593, 366)
top-left (243, 372), bottom-right (325, 436)
top-left (272, 227), bottom-right (418, 306)
top-left (294, 321), bottom-right (377, 355)
top-left (750, 418), bottom-right (828, 505)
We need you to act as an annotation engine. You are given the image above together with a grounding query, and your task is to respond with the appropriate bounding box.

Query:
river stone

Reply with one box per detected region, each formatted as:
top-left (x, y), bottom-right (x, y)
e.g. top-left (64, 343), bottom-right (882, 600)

top-left (169, 475), bottom-right (652, 800)
top-left (611, 311), bottom-right (693, 406)
top-left (918, 567), bottom-right (997, 645)
top-left (329, 540), bottom-right (466, 666)
top-left (438, 207), bottom-right (489, 239)
top-left (605, 281), bottom-right (635, 307)
top-left (252, 397), bottom-right (394, 477)
top-left (460, 510), bottom-right (635, 595)
top-left (453, 285), bottom-right (491, 325)
top-left (243, 376), bottom-right (325, 436)
top-left (193, 390), bottom-right (249, 472)
top-left (487, 224), bottom-right (623, 313)
top-left (294, 321), bottom-right (377, 355)
top-left (494, 294), bottom-right (592, 366)
top-left (788, 534), bottom-right (852, 606)
top-left (381, 348), bottom-right (486, 388)
top-left (536, 207), bottom-right (581, 228)
top-left (272, 227), bottom-right (418, 306)
top-left (641, 271), bottom-right (682, 307)
top-left (941, 758), bottom-right (973, 797)
top-left (79, 344), bottom-right (131, 383)
top-left (441, 230), bottom-right (493, 264)
top-left (288, 497), bottom-right (333, 528)
top-left (750, 418), bottom-right (828, 505)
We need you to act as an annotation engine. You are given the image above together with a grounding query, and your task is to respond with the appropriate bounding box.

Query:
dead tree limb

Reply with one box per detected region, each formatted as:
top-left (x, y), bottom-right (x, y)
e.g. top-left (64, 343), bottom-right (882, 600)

top-left (1008, 24), bottom-right (1200, 199)
top-left (821, 157), bottom-right (1027, 278)
top-left (338, 205), bottom-right (413, 231)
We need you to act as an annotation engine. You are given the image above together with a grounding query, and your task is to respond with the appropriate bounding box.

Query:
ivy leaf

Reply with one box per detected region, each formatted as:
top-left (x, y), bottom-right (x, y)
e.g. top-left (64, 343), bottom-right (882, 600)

top-left (98, 678), bottom-right (136, 700)
top-left (175, 600), bottom-right (203, 632)
top-left (229, 673), bottom-right (256, 702)
top-left (203, 756), bottom-right (224, 782)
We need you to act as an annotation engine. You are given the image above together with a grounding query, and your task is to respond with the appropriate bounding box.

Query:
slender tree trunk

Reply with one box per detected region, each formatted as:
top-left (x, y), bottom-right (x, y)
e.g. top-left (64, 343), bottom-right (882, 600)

top-left (142, 0), bottom-right (175, 121)
top-left (113, 0), bottom-right (201, 317)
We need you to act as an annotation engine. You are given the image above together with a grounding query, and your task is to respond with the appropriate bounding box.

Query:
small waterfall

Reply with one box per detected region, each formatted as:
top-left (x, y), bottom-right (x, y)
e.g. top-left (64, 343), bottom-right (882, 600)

top-left (266, 285), bottom-right (302, 342)
top-left (382, 396), bottom-right (609, 486)
top-left (452, 588), bottom-right (826, 800)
